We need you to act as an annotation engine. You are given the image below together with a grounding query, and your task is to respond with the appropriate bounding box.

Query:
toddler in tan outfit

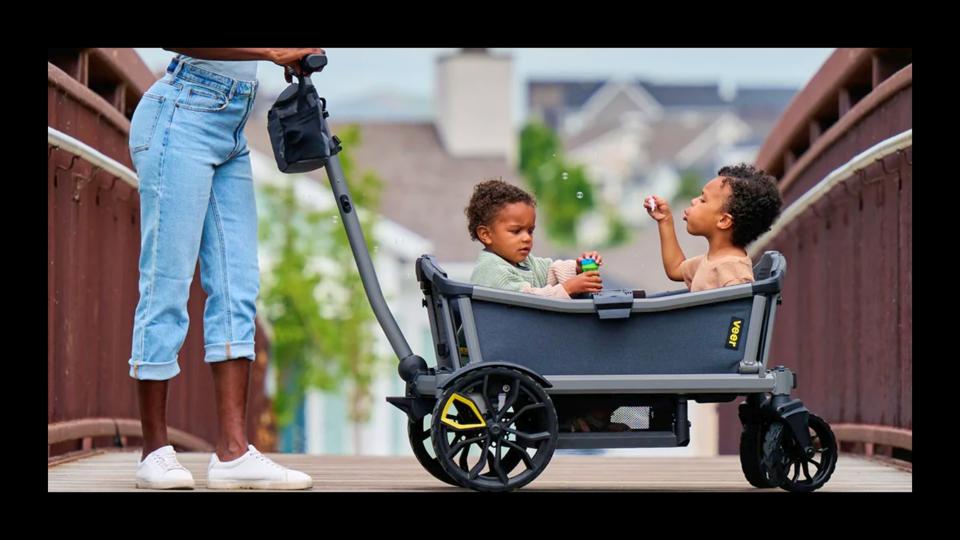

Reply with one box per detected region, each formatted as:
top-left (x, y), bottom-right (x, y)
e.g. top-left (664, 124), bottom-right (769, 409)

top-left (646, 164), bottom-right (783, 291)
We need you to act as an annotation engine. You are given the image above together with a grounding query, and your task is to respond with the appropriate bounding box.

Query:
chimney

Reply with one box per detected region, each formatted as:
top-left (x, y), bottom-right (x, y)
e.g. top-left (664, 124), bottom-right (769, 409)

top-left (435, 48), bottom-right (515, 164)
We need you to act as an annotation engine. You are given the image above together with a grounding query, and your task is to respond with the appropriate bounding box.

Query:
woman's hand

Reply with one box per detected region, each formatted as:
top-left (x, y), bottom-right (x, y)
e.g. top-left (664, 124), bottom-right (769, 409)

top-left (269, 48), bottom-right (326, 82)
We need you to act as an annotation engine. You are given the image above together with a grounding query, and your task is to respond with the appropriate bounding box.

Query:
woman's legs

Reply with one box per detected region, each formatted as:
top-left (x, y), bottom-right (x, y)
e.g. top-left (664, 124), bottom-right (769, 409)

top-left (137, 379), bottom-right (169, 459)
top-left (211, 359), bottom-right (251, 461)
top-left (129, 71), bottom-right (238, 456)
top-left (198, 129), bottom-right (260, 461)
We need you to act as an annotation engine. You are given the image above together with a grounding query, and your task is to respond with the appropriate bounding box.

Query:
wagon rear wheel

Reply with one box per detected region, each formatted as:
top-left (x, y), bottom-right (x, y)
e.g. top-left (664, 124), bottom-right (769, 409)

top-left (431, 367), bottom-right (558, 492)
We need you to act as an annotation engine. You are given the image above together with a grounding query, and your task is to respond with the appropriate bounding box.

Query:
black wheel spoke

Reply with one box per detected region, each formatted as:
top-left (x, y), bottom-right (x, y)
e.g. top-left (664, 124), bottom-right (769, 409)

top-left (503, 439), bottom-right (535, 470)
top-left (505, 427), bottom-right (550, 443)
top-left (448, 435), bottom-right (485, 460)
top-left (802, 460), bottom-right (813, 481)
top-left (500, 381), bottom-right (520, 418)
top-left (458, 442), bottom-right (469, 471)
top-left (483, 443), bottom-right (497, 475)
top-left (506, 403), bottom-right (545, 424)
top-left (494, 442), bottom-right (508, 484)
top-left (791, 461), bottom-right (801, 483)
top-left (468, 438), bottom-right (491, 480)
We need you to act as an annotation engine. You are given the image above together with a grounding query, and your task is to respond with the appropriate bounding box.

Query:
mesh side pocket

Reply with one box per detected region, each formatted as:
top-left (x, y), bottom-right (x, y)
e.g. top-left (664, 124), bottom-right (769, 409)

top-left (611, 406), bottom-right (651, 430)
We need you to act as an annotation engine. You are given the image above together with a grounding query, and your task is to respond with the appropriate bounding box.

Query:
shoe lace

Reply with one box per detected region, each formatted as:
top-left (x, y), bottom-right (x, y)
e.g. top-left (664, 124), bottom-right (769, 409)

top-left (252, 450), bottom-right (285, 471)
top-left (154, 451), bottom-right (186, 471)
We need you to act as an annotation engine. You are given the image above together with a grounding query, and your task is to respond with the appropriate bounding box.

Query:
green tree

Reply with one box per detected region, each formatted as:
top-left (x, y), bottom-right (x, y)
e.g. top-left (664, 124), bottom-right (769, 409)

top-left (674, 169), bottom-right (706, 206)
top-left (258, 125), bottom-right (385, 453)
top-left (518, 121), bottom-right (628, 248)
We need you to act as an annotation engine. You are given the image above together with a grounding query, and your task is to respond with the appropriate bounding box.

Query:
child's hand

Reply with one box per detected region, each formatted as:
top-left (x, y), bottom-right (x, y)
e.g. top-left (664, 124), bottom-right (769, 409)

top-left (646, 195), bottom-right (672, 222)
top-left (577, 251), bottom-right (603, 273)
top-left (563, 271), bottom-right (603, 295)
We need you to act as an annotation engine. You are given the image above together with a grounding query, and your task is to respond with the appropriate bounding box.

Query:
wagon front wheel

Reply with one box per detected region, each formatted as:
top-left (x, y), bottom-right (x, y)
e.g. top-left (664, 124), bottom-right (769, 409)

top-left (739, 420), bottom-right (778, 488)
top-left (761, 414), bottom-right (838, 492)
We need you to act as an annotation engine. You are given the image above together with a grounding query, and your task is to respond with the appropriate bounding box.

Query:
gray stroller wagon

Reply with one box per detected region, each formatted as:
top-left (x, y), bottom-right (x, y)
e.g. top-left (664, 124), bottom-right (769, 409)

top-left (292, 55), bottom-right (838, 493)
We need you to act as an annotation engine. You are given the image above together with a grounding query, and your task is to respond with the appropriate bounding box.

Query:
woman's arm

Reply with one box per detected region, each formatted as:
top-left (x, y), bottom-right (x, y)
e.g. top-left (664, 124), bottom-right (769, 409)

top-left (163, 48), bottom-right (280, 62)
top-left (164, 48), bottom-right (324, 78)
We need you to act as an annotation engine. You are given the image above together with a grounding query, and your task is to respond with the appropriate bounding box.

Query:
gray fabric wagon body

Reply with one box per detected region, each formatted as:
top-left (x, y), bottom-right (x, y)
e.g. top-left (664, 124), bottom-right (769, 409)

top-left (416, 251), bottom-right (785, 381)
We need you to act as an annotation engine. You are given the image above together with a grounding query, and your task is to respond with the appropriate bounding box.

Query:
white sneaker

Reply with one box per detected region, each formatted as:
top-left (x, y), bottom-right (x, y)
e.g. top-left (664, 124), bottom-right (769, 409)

top-left (136, 445), bottom-right (195, 490)
top-left (207, 444), bottom-right (313, 490)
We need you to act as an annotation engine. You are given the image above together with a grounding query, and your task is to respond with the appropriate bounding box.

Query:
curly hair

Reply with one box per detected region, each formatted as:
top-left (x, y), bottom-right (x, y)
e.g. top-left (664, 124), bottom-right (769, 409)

top-left (465, 179), bottom-right (536, 242)
top-left (717, 163), bottom-right (783, 248)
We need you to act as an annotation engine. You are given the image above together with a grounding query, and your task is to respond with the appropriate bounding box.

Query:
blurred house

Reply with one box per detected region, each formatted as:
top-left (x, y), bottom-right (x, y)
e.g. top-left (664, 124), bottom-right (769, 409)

top-left (529, 79), bottom-right (796, 227)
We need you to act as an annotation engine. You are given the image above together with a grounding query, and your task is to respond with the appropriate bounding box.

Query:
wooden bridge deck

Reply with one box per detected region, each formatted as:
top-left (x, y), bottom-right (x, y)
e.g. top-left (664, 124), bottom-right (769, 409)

top-left (48, 451), bottom-right (911, 492)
